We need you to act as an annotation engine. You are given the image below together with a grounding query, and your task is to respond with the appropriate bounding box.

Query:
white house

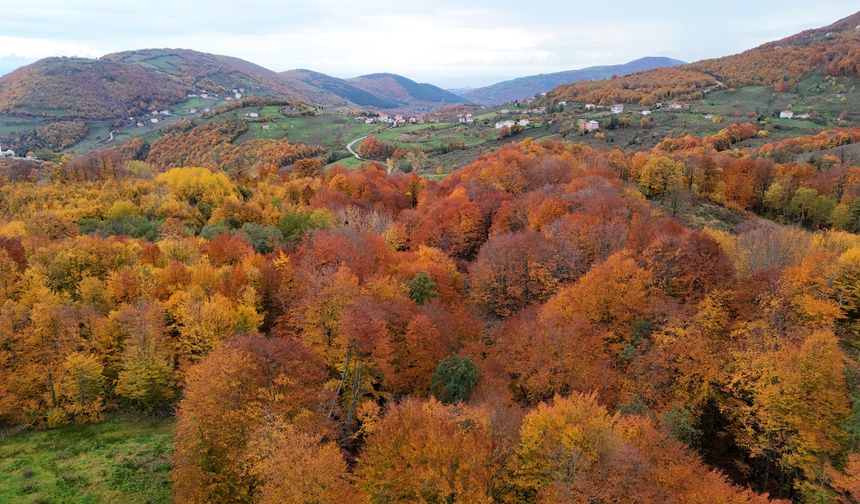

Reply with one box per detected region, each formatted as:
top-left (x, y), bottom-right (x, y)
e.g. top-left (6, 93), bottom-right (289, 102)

top-left (500, 109), bottom-right (511, 114)
top-left (518, 119), bottom-right (530, 127)
top-left (780, 110), bottom-right (794, 119)
top-left (495, 120), bottom-right (516, 129)
top-left (795, 113), bottom-right (810, 119)
top-left (557, 101), bottom-right (567, 107)
top-left (262, 124), bottom-right (270, 130)
top-left (584, 103), bottom-right (596, 110)
top-left (584, 120), bottom-right (599, 132)
top-left (249, 112), bottom-right (260, 118)
top-left (0, 143), bottom-right (15, 158)
top-left (641, 110), bottom-right (652, 116)
top-left (611, 104), bottom-right (624, 114)
top-left (150, 118), bottom-right (159, 124)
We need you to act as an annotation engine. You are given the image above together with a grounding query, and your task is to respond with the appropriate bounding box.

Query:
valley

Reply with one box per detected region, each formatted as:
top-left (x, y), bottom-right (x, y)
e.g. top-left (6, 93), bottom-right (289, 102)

top-left (1, 7), bottom-right (860, 504)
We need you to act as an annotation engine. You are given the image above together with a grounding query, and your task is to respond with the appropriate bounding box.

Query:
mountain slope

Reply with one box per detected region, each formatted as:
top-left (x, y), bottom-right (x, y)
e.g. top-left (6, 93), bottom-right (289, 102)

top-left (348, 73), bottom-right (471, 110)
top-left (0, 56), bottom-right (187, 119)
top-left (462, 57), bottom-right (685, 105)
top-left (0, 49), bottom-right (316, 120)
top-left (547, 11), bottom-right (860, 106)
top-left (279, 69), bottom-right (400, 109)
top-left (0, 48), bottom-right (473, 120)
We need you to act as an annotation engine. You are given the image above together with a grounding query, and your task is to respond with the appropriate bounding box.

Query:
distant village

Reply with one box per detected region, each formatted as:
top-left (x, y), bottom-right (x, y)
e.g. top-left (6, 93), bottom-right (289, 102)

top-left (129, 86), bottom-right (239, 127)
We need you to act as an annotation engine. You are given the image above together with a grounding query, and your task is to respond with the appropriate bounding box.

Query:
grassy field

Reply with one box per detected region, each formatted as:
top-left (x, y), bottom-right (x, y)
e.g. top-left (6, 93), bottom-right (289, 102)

top-left (0, 415), bottom-right (174, 504)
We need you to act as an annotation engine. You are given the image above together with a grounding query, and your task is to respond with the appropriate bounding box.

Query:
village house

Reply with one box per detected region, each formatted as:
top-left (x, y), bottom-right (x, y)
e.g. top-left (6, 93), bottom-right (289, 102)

top-left (518, 119), bottom-right (530, 127)
top-left (465, 113), bottom-right (474, 123)
top-left (780, 110), bottom-right (794, 119)
top-left (262, 124), bottom-right (270, 130)
top-left (557, 101), bottom-right (567, 107)
top-left (668, 102), bottom-right (688, 111)
top-left (136, 122), bottom-right (144, 127)
top-left (248, 112), bottom-right (260, 118)
top-left (150, 118), bottom-right (159, 124)
top-left (583, 120), bottom-right (599, 132)
top-left (611, 104), bottom-right (624, 114)
top-left (500, 109), bottom-right (511, 114)
top-left (584, 103), bottom-right (596, 111)
top-left (641, 110), bottom-right (652, 116)
top-left (495, 119), bottom-right (516, 129)
top-left (0, 143), bottom-right (15, 159)
top-left (795, 113), bottom-right (810, 119)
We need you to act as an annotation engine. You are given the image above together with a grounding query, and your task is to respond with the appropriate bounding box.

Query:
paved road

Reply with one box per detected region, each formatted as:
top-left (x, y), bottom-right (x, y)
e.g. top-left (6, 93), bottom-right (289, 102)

top-left (346, 134), bottom-right (369, 160)
top-left (345, 123), bottom-right (394, 160)
top-left (103, 130), bottom-right (119, 144)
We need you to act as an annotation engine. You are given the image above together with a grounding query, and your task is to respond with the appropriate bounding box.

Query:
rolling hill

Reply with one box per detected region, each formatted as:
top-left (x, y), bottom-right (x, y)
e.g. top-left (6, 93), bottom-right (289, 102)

top-left (460, 56), bottom-right (685, 105)
top-left (0, 49), bottom-right (471, 120)
top-left (546, 11), bottom-right (860, 106)
top-left (0, 49), bottom-right (312, 120)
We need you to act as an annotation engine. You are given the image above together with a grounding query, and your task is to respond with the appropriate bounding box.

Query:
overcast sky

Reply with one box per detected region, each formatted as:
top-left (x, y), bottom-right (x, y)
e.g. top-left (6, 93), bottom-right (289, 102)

top-left (1, 0), bottom-right (858, 88)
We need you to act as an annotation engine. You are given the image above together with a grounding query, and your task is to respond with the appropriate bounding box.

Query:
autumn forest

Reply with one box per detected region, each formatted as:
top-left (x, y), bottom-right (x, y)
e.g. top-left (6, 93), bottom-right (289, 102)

top-left (2, 5), bottom-right (860, 504)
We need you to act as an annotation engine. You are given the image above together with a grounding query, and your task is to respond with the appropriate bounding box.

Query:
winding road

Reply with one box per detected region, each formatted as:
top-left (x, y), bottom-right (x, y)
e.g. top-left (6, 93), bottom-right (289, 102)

top-left (345, 123), bottom-right (395, 161)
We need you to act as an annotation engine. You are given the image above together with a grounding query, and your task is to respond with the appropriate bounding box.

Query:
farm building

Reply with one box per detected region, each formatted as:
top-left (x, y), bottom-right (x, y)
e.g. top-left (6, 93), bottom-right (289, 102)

top-left (780, 110), bottom-right (794, 118)
top-left (611, 104), bottom-right (624, 114)
top-left (584, 120), bottom-right (599, 132)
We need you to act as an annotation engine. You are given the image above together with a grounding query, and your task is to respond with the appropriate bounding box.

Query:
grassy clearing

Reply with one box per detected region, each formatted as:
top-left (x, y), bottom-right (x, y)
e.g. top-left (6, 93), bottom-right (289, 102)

top-left (0, 414), bottom-right (174, 504)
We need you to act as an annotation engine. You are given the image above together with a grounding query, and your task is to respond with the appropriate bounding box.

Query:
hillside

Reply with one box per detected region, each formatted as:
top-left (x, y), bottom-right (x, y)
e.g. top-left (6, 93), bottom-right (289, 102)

top-left (280, 69), bottom-right (400, 109)
top-left (461, 56), bottom-right (685, 105)
top-left (0, 49), bottom-right (469, 121)
top-left (348, 73), bottom-right (471, 111)
top-left (0, 56), bottom-right (187, 119)
top-left (547, 11), bottom-right (860, 106)
top-left (0, 49), bottom-right (314, 120)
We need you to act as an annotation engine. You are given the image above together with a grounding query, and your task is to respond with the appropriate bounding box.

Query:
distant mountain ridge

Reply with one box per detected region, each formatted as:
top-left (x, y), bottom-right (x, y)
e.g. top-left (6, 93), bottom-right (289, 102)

top-left (460, 57), bottom-right (686, 105)
top-left (0, 48), bottom-right (469, 120)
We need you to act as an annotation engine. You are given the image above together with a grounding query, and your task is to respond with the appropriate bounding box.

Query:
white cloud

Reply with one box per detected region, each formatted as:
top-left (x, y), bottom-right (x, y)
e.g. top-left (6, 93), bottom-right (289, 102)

top-left (0, 36), bottom-right (102, 60)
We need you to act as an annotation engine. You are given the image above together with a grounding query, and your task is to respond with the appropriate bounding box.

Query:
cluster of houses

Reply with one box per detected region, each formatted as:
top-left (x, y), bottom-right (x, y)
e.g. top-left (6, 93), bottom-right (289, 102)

top-left (494, 119), bottom-right (530, 129)
top-left (186, 87), bottom-right (246, 101)
top-left (355, 113), bottom-right (426, 126)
